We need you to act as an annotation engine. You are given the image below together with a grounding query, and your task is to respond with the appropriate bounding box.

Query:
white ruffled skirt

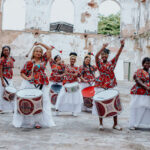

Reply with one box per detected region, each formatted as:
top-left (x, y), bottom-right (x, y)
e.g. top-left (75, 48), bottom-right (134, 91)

top-left (13, 80), bottom-right (55, 128)
top-left (56, 82), bottom-right (83, 114)
top-left (0, 78), bottom-right (14, 112)
top-left (129, 95), bottom-right (150, 128)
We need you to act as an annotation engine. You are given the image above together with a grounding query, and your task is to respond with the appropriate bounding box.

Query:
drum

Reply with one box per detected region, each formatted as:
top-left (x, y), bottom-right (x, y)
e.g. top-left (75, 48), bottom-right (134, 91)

top-left (16, 89), bottom-right (43, 116)
top-left (3, 86), bottom-right (17, 101)
top-left (64, 82), bottom-right (79, 93)
top-left (93, 89), bottom-right (122, 118)
top-left (82, 86), bottom-right (95, 108)
top-left (50, 84), bottom-right (62, 105)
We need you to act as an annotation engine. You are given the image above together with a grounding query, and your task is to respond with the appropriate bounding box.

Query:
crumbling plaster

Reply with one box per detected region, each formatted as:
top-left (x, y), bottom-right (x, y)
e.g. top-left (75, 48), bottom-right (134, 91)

top-left (0, 0), bottom-right (150, 80)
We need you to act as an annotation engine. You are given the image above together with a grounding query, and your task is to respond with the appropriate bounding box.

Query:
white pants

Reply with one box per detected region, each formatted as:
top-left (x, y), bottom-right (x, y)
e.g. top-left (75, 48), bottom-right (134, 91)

top-left (129, 95), bottom-right (150, 128)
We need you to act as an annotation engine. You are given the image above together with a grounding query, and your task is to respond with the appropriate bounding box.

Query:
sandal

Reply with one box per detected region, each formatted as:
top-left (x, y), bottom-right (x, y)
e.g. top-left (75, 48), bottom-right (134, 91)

top-left (113, 125), bottom-right (122, 131)
top-left (35, 125), bottom-right (41, 129)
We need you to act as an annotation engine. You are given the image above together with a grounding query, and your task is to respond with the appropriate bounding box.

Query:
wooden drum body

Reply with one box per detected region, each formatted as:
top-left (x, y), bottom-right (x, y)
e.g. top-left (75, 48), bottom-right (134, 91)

top-left (82, 86), bottom-right (95, 108)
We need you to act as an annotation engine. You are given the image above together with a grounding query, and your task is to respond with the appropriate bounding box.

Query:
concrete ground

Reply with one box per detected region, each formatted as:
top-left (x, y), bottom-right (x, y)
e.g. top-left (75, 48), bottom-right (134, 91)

top-left (0, 77), bottom-right (150, 150)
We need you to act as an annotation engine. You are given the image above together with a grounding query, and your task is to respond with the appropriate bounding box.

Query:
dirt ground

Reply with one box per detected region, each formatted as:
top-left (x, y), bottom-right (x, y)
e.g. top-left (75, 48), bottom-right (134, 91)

top-left (0, 76), bottom-right (150, 150)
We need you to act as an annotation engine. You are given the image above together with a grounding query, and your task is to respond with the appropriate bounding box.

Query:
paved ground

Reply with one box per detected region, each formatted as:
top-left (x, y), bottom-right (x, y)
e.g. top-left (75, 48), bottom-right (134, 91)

top-left (0, 77), bottom-right (150, 150)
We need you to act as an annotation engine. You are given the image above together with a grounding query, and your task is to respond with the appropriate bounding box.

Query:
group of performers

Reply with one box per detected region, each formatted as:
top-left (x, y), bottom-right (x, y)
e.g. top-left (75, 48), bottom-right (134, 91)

top-left (0, 39), bottom-right (150, 131)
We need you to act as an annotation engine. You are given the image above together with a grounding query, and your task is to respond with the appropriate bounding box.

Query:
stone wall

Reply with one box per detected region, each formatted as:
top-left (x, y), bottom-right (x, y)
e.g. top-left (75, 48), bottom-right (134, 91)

top-left (0, 0), bottom-right (150, 81)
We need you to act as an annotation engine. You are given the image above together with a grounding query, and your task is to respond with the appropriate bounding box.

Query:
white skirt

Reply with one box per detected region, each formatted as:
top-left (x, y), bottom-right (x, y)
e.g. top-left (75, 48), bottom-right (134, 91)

top-left (13, 79), bottom-right (55, 128)
top-left (0, 78), bottom-right (14, 112)
top-left (56, 82), bottom-right (83, 114)
top-left (129, 95), bottom-right (150, 128)
top-left (92, 87), bottom-right (119, 116)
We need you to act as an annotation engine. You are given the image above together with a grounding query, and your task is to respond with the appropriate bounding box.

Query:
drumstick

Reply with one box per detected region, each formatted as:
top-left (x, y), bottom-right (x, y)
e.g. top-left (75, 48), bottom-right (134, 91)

top-left (25, 43), bottom-right (36, 58)
top-left (50, 45), bottom-right (63, 54)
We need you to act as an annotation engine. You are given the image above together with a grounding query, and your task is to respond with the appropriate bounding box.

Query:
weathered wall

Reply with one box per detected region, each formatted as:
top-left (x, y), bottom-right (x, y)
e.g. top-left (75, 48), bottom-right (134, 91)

top-left (0, 0), bottom-right (150, 81)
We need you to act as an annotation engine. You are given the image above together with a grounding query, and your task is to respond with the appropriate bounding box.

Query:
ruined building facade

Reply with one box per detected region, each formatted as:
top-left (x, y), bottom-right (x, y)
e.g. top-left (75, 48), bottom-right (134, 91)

top-left (0, 0), bottom-right (150, 80)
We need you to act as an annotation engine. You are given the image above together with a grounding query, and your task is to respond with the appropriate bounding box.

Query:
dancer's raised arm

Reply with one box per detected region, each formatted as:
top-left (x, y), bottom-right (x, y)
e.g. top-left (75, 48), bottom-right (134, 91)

top-left (95, 43), bottom-right (108, 64)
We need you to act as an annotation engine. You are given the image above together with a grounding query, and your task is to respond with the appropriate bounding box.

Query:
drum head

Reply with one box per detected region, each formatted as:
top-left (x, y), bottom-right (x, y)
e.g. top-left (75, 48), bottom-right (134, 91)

top-left (82, 86), bottom-right (95, 98)
top-left (17, 89), bottom-right (42, 99)
top-left (93, 89), bottom-right (118, 101)
top-left (5, 86), bottom-right (17, 93)
top-left (51, 84), bottom-right (62, 94)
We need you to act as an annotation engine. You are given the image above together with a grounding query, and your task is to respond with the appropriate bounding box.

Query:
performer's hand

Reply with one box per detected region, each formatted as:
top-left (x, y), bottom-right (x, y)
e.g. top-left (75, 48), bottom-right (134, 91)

top-left (2, 81), bottom-right (6, 87)
top-left (146, 86), bottom-right (150, 91)
top-left (103, 43), bottom-right (108, 48)
top-left (26, 76), bottom-right (33, 81)
top-left (120, 40), bottom-right (125, 47)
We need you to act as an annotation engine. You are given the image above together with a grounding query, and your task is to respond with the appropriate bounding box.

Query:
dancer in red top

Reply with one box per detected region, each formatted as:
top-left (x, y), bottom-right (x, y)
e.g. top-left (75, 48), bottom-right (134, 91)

top-left (79, 54), bottom-right (97, 111)
top-left (0, 46), bottom-right (15, 113)
top-left (49, 55), bottom-right (65, 83)
top-left (49, 55), bottom-right (65, 106)
top-left (55, 52), bottom-right (83, 116)
top-left (129, 57), bottom-right (150, 129)
top-left (93, 40), bottom-right (125, 130)
top-left (13, 42), bottom-right (55, 129)
top-left (79, 54), bottom-right (97, 89)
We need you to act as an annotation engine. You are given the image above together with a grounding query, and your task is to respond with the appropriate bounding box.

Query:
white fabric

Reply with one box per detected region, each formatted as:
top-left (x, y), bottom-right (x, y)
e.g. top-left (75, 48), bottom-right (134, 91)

top-left (92, 87), bottom-right (119, 116)
top-left (13, 79), bottom-right (55, 128)
top-left (56, 82), bottom-right (83, 114)
top-left (0, 79), bottom-right (14, 112)
top-left (129, 95), bottom-right (150, 128)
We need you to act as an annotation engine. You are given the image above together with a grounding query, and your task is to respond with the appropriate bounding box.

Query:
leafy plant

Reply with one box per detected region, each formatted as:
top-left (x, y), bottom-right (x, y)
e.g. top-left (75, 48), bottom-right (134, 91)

top-left (98, 13), bottom-right (120, 35)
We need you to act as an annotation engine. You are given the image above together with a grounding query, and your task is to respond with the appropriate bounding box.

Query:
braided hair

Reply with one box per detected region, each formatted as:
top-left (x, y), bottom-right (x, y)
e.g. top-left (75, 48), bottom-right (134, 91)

top-left (82, 56), bottom-right (94, 76)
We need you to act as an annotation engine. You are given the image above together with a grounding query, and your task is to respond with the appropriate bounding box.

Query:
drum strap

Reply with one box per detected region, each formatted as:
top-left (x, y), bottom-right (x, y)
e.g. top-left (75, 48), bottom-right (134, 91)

top-left (3, 77), bottom-right (9, 86)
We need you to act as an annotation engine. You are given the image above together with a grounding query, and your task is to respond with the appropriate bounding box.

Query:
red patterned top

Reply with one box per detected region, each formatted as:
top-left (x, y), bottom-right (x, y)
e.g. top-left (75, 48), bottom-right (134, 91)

top-left (21, 53), bottom-right (49, 85)
top-left (63, 64), bottom-right (79, 84)
top-left (95, 56), bottom-right (119, 89)
top-left (0, 56), bottom-right (15, 79)
top-left (131, 69), bottom-right (150, 95)
top-left (79, 65), bottom-right (97, 83)
top-left (49, 59), bottom-right (65, 82)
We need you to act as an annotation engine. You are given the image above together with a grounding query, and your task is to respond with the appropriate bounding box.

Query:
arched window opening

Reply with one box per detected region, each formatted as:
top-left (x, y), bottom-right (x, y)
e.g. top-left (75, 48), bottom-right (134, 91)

top-left (98, 0), bottom-right (120, 35)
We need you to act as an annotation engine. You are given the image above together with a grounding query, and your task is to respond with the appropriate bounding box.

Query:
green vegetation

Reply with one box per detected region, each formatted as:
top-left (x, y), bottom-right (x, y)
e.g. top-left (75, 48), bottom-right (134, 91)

top-left (98, 13), bottom-right (120, 35)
